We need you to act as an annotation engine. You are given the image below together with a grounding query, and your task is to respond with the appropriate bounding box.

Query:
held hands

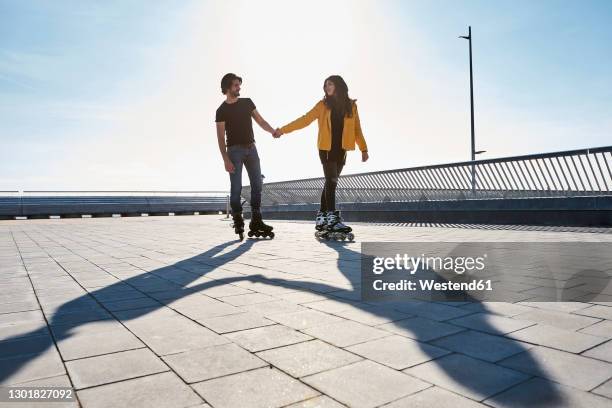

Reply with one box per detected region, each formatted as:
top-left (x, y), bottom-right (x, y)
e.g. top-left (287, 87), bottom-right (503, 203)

top-left (272, 128), bottom-right (283, 138)
top-left (362, 151), bottom-right (369, 162)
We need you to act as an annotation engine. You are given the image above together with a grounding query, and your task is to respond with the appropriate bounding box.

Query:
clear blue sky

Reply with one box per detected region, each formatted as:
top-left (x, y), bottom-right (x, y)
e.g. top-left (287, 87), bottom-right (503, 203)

top-left (1, 0), bottom-right (611, 190)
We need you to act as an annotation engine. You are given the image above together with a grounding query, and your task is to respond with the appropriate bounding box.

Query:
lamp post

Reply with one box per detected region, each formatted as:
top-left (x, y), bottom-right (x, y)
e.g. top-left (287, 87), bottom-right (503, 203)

top-left (459, 26), bottom-right (485, 194)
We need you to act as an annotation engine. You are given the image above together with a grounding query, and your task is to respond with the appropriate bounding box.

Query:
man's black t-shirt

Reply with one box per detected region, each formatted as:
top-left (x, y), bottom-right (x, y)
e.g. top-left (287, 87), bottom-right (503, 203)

top-left (215, 98), bottom-right (256, 146)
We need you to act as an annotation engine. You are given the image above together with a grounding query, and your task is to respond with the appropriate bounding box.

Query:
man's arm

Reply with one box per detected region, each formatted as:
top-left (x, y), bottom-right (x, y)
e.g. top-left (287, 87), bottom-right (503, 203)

top-left (216, 122), bottom-right (235, 173)
top-left (251, 109), bottom-right (275, 135)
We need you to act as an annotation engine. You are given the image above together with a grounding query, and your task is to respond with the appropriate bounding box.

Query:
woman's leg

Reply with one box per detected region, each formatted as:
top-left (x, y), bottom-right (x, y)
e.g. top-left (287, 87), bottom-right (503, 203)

top-left (323, 161), bottom-right (340, 211)
top-left (327, 151), bottom-right (346, 211)
top-left (320, 185), bottom-right (327, 212)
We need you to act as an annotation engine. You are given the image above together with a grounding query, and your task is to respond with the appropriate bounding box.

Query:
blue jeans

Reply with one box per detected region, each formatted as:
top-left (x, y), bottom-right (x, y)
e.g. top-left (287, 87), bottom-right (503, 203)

top-left (227, 144), bottom-right (262, 214)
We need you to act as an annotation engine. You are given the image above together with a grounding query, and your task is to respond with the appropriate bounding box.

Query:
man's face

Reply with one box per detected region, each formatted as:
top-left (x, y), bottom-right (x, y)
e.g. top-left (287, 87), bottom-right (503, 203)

top-left (229, 79), bottom-right (241, 97)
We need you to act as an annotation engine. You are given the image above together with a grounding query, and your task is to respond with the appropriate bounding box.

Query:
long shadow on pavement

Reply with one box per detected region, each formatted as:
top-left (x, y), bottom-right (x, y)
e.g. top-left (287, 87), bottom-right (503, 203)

top-left (1, 236), bottom-right (563, 406)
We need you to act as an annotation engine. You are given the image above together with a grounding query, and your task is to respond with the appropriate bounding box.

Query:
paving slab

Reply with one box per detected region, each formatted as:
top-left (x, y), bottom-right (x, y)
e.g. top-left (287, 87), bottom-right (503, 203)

top-left (66, 348), bottom-right (169, 389)
top-left (284, 395), bottom-right (347, 407)
top-left (256, 339), bottom-right (362, 377)
top-left (302, 360), bottom-right (430, 408)
top-left (376, 316), bottom-right (466, 341)
top-left (507, 323), bottom-right (607, 353)
top-left (266, 309), bottom-right (345, 330)
top-left (224, 324), bottom-right (312, 352)
top-left (582, 339), bottom-right (612, 363)
top-left (197, 311), bottom-right (275, 333)
top-left (431, 330), bottom-right (533, 362)
top-left (384, 386), bottom-right (487, 407)
top-left (77, 372), bottom-right (203, 408)
top-left (579, 320), bottom-right (612, 338)
top-left (405, 353), bottom-right (529, 401)
top-left (192, 367), bottom-right (319, 408)
top-left (485, 377), bottom-right (612, 408)
top-left (55, 328), bottom-right (145, 360)
top-left (346, 335), bottom-right (450, 369)
top-left (498, 346), bottom-right (612, 391)
top-left (0, 349), bottom-right (66, 386)
top-left (163, 342), bottom-right (267, 383)
top-left (446, 312), bottom-right (536, 334)
top-left (301, 320), bottom-right (391, 347)
top-left (593, 378), bottom-right (612, 399)
top-left (513, 308), bottom-right (601, 331)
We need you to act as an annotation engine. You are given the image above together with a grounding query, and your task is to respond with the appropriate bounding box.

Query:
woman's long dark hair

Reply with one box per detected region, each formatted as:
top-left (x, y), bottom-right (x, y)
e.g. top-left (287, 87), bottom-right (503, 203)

top-left (323, 75), bottom-right (354, 118)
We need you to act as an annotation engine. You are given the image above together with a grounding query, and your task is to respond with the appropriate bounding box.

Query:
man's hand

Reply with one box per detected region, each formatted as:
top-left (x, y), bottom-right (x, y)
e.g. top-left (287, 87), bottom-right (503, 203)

top-left (273, 128), bottom-right (283, 138)
top-left (362, 151), bottom-right (369, 162)
top-left (224, 159), bottom-right (235, 173)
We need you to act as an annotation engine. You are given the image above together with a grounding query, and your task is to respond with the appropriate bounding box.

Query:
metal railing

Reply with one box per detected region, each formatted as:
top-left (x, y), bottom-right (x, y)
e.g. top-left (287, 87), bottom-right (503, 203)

top-left (243, 146), bottom-right (612, 206)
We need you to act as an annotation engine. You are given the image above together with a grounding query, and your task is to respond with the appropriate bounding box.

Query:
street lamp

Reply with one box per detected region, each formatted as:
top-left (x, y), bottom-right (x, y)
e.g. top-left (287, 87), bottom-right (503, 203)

top-left (459, 26), bottom-right (476, 162)
top-left (459, 26), bottom-right (485, 194)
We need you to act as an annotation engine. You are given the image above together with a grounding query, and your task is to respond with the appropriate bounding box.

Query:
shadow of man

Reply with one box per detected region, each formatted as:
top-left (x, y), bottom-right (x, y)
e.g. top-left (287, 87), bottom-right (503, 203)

top-left (0, 238), bottom-right (259, 385)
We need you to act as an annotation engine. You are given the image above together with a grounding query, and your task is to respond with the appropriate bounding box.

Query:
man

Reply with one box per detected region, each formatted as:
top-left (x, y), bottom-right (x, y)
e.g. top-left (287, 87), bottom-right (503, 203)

top-left (215, 73), bottom-right (275, 239)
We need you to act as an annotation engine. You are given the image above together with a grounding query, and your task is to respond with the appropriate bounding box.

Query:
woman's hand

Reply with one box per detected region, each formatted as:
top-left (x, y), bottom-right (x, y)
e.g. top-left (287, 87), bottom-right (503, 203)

top-left (361, 151), bottom-right (369, 162)
top-left (273, 128), bottom-right (283, 138)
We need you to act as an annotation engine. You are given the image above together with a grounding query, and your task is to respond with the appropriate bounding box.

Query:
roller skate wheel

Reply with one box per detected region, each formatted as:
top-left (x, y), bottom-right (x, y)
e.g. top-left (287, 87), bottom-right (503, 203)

top-left (268, 232), bottom-right (275, 239)
top-left (247, 231), bottom-right (254, 237)
top-left (347, 233), bottom-right (354, 241)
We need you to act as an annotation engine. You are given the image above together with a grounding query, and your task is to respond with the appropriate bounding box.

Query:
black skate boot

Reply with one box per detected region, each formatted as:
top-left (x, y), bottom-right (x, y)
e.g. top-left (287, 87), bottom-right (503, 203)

top-left (248, 211), bottom-right (275, 239)
top-left (315, 210), bottom-right (328, 230)
top-left (322, 210), bottom-right (354, 241)
top-left (314, 210), bottom-right (328, 239)
top-left (231, 212), bottom-right (245, 241)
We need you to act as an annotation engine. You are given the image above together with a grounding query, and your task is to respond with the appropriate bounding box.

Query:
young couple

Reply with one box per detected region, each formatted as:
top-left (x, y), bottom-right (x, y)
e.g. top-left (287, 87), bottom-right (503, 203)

top-left (215, 72), bottom-right (369, 240)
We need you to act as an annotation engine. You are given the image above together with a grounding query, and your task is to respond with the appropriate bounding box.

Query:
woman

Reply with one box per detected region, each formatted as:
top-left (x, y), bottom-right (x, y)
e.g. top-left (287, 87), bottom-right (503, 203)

top-left (274, 75), bottom-right (369, 237)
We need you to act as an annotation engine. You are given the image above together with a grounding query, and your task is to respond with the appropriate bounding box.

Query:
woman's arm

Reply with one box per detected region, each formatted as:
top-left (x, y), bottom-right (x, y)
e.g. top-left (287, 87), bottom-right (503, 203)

top-left (354, 103), bottom-right (368, 151)
top-left (279, 100), bottom-right (323, 135)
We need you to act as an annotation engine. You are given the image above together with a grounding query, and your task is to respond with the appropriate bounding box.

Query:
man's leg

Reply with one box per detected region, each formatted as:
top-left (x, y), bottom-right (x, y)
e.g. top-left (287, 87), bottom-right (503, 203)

top-left (244, 145), bottom-right (262, 213)
top-left (244, 146), bottom-right (274, 236)
top-left (227, 147), bottom-right (245, 214)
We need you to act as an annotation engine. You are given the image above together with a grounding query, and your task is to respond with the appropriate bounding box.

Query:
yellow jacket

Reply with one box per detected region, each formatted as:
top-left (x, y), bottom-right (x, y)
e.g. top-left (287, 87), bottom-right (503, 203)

top-left (280, 100), bottom-right (368, 152)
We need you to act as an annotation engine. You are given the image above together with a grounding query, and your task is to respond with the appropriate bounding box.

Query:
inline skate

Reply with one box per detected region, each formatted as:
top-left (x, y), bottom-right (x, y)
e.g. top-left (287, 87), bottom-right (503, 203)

top-left (231, 212), bottom-right (245, 241)
top-left (248, 211), bottom-right (275, 239)
top-left (316, 210), bottom-right (354, 241)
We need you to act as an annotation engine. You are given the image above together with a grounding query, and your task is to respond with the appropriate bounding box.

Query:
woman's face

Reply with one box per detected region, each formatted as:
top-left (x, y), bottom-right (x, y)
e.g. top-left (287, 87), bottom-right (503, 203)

top-left (324, 80), bottom-right (336, 96)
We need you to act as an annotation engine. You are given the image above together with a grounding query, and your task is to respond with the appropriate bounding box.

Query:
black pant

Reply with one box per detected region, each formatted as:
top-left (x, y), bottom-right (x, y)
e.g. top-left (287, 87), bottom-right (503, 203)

top-left (319, 151), bottom-right (345, 212)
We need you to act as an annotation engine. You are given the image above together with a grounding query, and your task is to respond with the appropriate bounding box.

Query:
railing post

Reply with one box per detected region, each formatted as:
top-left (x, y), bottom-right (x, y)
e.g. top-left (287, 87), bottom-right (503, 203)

top-left (471, 164), bottom-right (476, 196)
top-left (226, 194), bottom-right (230, 218)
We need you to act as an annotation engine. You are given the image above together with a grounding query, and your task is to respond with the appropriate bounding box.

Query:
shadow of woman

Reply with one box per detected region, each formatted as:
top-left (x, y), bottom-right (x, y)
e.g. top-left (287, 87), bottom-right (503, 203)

top-left (283, 240), bottom-right (564, 406)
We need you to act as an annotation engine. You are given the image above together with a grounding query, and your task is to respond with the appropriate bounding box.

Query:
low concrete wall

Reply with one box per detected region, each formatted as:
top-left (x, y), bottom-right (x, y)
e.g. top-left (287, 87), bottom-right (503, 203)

top-left (0, 196), bottom-right (228, 219)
